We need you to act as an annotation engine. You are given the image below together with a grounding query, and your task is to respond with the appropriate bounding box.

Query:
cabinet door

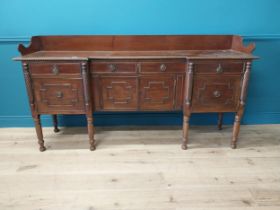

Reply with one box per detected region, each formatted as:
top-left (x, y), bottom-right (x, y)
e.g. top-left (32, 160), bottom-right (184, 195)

top-left (191, 75), bottom-right (241, 112)
top-left (140, 76), bottom-right (176, 110)
top-left (99, 77), bottom-right (138, 111)
top-left (33, 78), bottom-right (85, 114)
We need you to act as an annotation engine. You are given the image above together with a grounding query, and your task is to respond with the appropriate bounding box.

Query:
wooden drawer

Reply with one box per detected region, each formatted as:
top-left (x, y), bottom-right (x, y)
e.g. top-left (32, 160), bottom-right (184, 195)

top-left (140, 76), bottom-right (176, 110)
top-left (99, 77), bottom-right (138, 110)
top-left (140, 62), bottom-right (185, 73)
top-left (33, 78), bottom-right (85, 114)
top-left (29, 63), bottom-right (81, 77)
top-left (191, 75), bottom-right (241, 112)
top-left (194, 61), bottom-right (244, 74)
top-left (91, 62), bottom-right (137, 73)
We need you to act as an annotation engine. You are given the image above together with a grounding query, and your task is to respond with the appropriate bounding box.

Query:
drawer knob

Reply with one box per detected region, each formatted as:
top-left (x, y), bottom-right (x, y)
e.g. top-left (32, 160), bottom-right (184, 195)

top-left (213, 90), bottom-right (221, 98)
top-left (52, 65), bottom-right (59, 75)
top-left (109, 64), bottom-right (117, 72)
top-left (56, 91), bottom-right (63, 99)
top-left (160, 64), bottom-right (167, 72)
top-left (216, 64), bottom-right (223, 74)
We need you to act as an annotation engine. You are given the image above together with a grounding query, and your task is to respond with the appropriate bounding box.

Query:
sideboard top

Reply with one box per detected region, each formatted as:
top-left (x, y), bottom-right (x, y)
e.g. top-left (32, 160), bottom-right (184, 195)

top-left (14, 35), bottom-right (258, 61)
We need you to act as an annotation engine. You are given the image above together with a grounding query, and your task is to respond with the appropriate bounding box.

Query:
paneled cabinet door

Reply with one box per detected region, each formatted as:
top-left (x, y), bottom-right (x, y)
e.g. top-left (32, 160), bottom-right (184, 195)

top-left (191, 75), bottom-right (241, 112)
top-left (33, 78), bottom-right (85, 114)
top-left (99, 76), bottom-right (138, 111)
top-left (139, 76), bottom-right (176, 110)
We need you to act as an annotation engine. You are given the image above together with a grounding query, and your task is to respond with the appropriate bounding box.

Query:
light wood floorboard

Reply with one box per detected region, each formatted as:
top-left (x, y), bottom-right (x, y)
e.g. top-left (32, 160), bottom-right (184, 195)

top-left (0, 125), bottom-right (280, 210)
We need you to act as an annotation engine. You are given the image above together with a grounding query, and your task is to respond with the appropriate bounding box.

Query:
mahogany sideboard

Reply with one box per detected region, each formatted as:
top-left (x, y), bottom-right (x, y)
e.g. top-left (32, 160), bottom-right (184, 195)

top-left (14, 35), bottom-right (257, 151)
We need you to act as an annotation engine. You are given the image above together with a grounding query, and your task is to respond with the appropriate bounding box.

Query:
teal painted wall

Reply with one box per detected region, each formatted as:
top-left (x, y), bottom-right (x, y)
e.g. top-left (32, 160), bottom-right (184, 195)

top-left (1, 0), bottom-right (280, 127)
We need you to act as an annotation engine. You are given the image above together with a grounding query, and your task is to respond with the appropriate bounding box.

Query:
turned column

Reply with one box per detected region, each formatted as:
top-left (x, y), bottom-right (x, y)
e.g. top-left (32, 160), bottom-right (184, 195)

top-left (23, 63), bottom-right (46, 151)
top-left (182, 62), bottom-right (194, 150)
top-left (33, 114), bottom-right (46, 152)
top-left (81, 62), bottom-right (96, 151)
top-left (231, 61), bottom-right (251, 149)
top-left (52, 115), bottom-right (60, 133)
top-left (218, 113), bottom-right (223, 130)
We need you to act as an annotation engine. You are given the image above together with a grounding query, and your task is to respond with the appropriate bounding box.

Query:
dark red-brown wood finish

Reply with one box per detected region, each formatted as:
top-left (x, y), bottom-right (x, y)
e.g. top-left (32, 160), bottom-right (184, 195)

top-left (14, 35), bottom-right (257, 151)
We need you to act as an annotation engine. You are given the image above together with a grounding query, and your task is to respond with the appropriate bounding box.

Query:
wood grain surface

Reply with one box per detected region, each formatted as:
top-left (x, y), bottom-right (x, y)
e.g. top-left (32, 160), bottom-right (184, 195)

top-left (0, 125), bottom-right (279, 210)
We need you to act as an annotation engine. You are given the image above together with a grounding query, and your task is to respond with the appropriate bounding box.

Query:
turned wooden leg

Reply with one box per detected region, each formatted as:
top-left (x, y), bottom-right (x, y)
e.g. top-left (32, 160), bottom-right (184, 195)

top-left (33, 115), bottom-right (46, 152)
top-left (182, 114), bottom-right (191, 150)
top-left (87, 116), bottom-right (96, 151)
top-left (231, 62), bottom-right (251, 149)
top-left (218, 113), bottom-right (223, 130)
top-left (182, 62), bottom-right (194, 150)
top-left (231, 109), bottom-right (244, 149)
top-left (52, 115), bottom-right (60, 133)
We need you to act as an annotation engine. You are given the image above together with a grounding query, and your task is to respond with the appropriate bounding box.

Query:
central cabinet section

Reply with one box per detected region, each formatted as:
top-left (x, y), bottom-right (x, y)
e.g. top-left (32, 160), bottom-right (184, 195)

top-left (90, 59), bottom-right (185, 111)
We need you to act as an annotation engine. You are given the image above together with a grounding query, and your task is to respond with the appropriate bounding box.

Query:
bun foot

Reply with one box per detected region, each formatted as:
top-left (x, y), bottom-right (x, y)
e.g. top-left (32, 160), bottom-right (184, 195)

top-left (181, 144), bottom-right (188, 150)
top-left (90, 145), bottom-right (96, 151)
top-left (39, 146), bottom-right (46, 152)
top-left (231, 143), bottom-right (237, 149)
top-left (54, 128), bottom-right (60, 133)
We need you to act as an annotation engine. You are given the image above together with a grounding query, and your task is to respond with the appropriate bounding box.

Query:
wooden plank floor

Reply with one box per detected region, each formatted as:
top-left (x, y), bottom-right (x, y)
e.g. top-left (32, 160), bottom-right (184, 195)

top-left (0, 125), bottom-right (280, 210)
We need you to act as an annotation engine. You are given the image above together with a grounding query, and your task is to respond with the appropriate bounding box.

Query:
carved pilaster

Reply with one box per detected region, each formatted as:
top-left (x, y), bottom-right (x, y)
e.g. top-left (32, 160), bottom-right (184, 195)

top-left (81, 62), bottom-right (92, 112)
top-left (22, 63), bottom-right (36, 114)
top-left (185, 62), bottom-right (194, 110)
top-left (240, 62), bottom-right (251, 106)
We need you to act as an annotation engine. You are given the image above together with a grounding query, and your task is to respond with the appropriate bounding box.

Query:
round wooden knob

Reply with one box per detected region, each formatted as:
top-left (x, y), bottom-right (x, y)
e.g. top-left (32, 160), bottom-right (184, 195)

top-left (52, 65), bottom-right (59, 75)
top-left (56, 91), bottom-right (63, 98)
top-left (216, 64), bottom-right (223, 74)
top-left (109, 64), bottom-right (117, 72)
top-left (213, 90), bottom-right (221, 98)
top-left (160, 64), bottom-right (167, 72)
